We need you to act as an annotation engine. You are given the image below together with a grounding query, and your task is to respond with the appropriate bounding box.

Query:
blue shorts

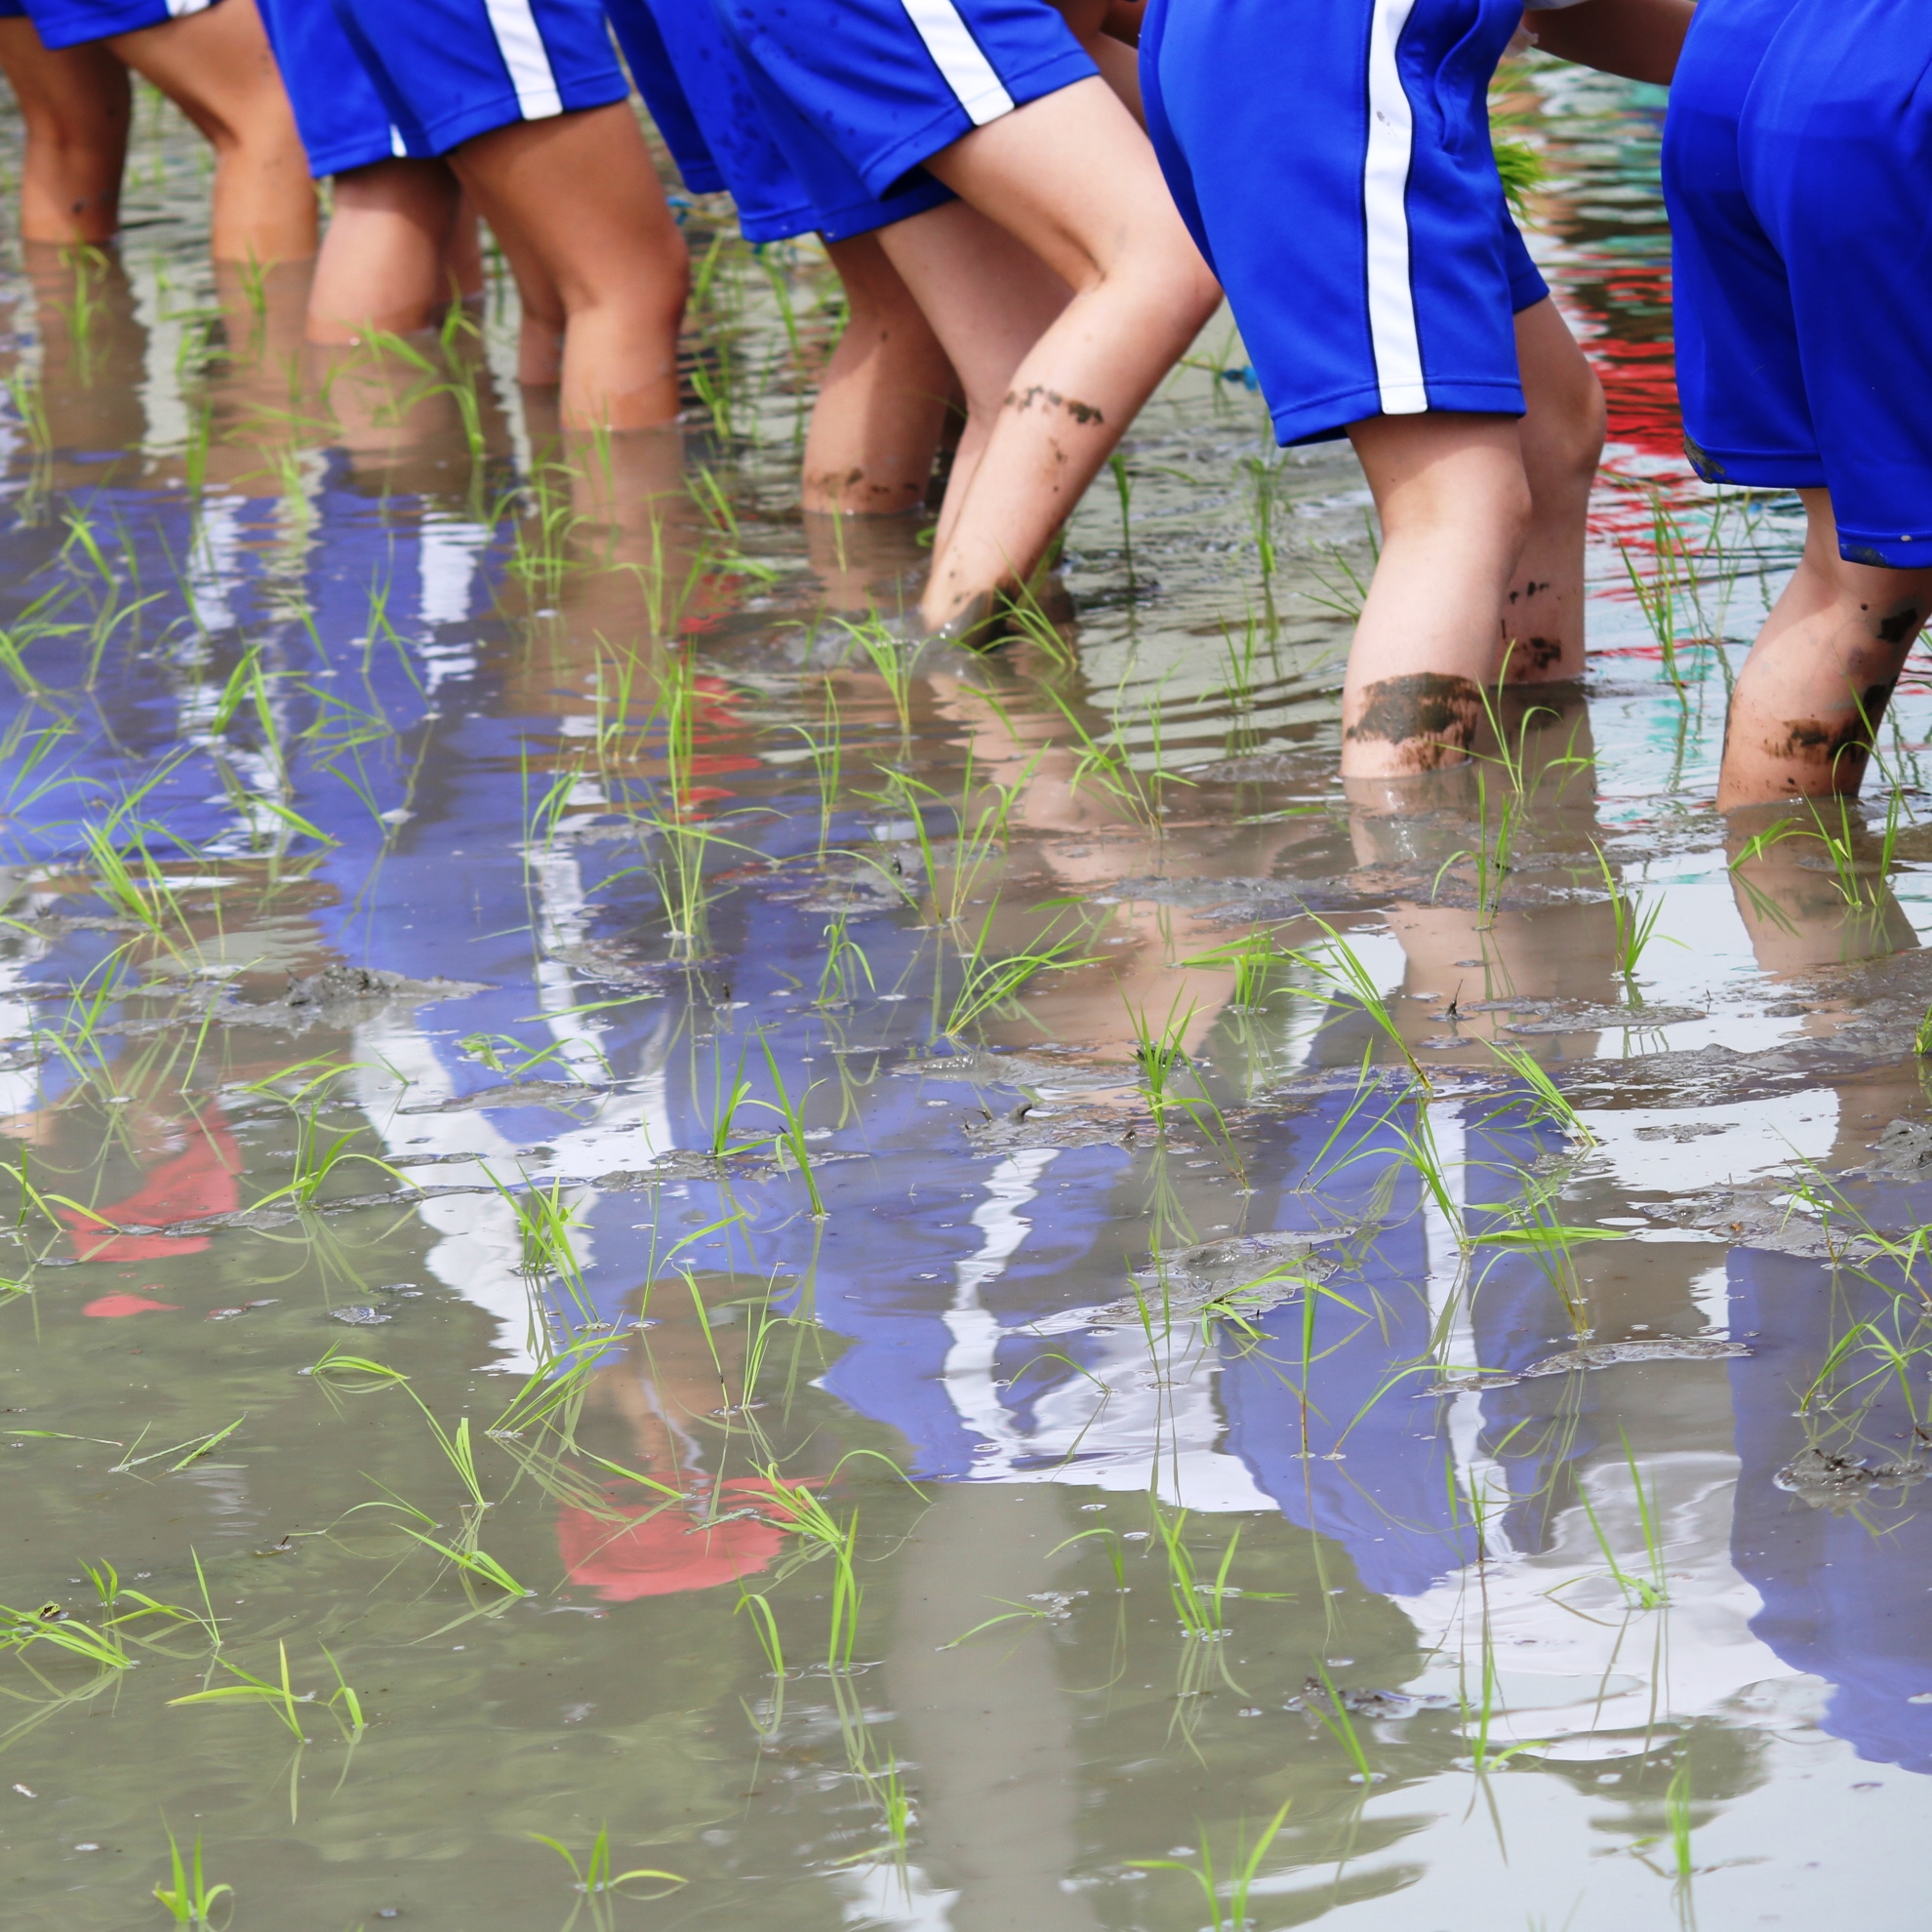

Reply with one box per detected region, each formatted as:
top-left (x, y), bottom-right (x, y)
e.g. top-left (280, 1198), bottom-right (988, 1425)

top-left (610, 0), bottom-right (946, 242)
top-left (259, 0), bottom-right (397, 178)
top-left (22, 0), bottom-right (215, 51)
top-left (326, 0), bottom-right (628, 158)
top-left (709, 0), bottom-right (1090, 231)
top-left (1141, 0), bottom-right (1547, 447)
top-left (1664, 0), bottom-right (1932, 570)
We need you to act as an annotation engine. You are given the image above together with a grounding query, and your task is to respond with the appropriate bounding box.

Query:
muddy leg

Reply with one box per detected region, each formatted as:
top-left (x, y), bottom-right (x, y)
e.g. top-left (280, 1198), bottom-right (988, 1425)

top-left (1341, 413), bottom-right (1532, 776)
top-left (1716, 490), bottom-right (1932, 809)
top-left (1503, 298), bottom-right (1605, 684)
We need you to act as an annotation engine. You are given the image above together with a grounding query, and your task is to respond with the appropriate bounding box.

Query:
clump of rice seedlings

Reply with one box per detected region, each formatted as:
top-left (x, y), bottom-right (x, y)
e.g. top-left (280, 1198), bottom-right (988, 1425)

top-left (1183, 923), bottom-right (1285, 1009)
top-left (1481, 1043), bottom-right (1597, 1148)
top-left (1108, 451), bottom-right (1134, 564)
top-left (735, 1588), bottom-right (787, 1740)
top-left (1127, 1797), bottom-right (1293, 1932)
top-left (942, 897), bottom-right (1098, 1039)
top-left (1808, 786), bottom-right (1905, 914)
top-left (817, 913), bottom-right (874, 1006)
top-left (1589, 841), bottom-right (1669, 990)
top-left (749, 1034), bottom-right (825, 1216)
top-left (151, 1822), bottom-right (233, 1928)
top-left (1042, 686), bottom-right (1166, 835)
top-left (1303, 510), bottom-right (1379, 623)
top-left (1283, 919), bottom-right (1432, 1092)
top-left (530, 1824), bottom-right (684, 1931)
top-left (169, 1639), bottom-right (310, 1741)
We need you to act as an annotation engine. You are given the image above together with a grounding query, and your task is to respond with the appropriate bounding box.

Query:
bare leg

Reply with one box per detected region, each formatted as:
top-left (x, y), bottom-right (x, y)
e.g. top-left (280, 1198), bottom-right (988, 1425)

top-left (1716, 489), bottom-right (1932, 808)
top-left (1341, 413), bottom-right (1532, 776)
top-left (873, 198), bottom-right (1071, 554)
top-left (448, 103), bottom-right (686, 429)
top-left (107, 0), bottom-right (316, 263)
top-left (0, 21), bottom-right (128, 244)
top-left (306, 158), bottom-right (476, 343)
top-left (1505, 297), bottom-right (1605, 683)
top-left (803, 230), bottom-right (955, 515)
top-left (913, 75), bottom-right (1221, 627)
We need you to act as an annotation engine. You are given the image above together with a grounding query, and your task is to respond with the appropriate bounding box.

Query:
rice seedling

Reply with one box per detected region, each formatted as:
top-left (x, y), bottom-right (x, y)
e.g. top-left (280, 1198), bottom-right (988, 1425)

top-left (1040, 686), bottom-right (1164, 835)
top-left (1128, 1797), bottom-right (1293, 1932)
top-left (817, 912), bottom-right (874, 1006)
top-left (749, 1033), bottom-right (825, 1215)
top-left (169, 1640), bottom-right (311, 1740)
top-left (1589, 840), bottom-right (1669, 989)
top-left (1183, 923), bottom-right (1285, 1009)
top-left (1109, 451), bottom-right (1134, 564)
top-left (151, 1823), bottom-right (233, 1928)
top-left (942, 897), bottom-right (1099, 1039)
top-left (530, 1825), bottom-right (684, 1932)
top-left (1573, 1435), bottom-right (1670, 1610)
top-left (735, 1588), bottom-right (787, 1740)
top-left (1479, 1043), bottom-right (1597, 1149)
top-left (1282, 920), bottom-right (1432, 1092)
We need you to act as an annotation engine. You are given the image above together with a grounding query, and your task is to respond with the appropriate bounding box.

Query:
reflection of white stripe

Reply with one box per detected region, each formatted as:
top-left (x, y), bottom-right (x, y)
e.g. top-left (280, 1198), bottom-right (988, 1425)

top-left (1363, 0), bottom-right (1428, 415)
top-left (484, 0), bottom-right (565, 120)
top-left (900, 0), bottom-right (1014, 126)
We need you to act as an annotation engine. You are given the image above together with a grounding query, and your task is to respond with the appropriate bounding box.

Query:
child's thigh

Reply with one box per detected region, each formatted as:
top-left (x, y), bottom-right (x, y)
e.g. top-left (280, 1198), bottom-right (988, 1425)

top-left (1749, 0), bottom-right (1932, 566)
top-left (1143, 0), bottom-right (1529, 450)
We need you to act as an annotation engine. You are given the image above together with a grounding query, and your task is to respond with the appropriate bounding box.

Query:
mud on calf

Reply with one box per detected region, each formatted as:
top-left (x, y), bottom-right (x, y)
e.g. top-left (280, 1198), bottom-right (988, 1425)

top-left (1766, 679), bottom-right (1897, 791)
top-left (1345, 673), bottom-right (1484, 770)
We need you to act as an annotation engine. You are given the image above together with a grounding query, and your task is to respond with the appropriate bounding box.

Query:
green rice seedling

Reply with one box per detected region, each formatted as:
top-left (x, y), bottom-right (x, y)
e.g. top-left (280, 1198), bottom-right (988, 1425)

top-left (1109, 451), bottom-right (1134, 565)
top-left (1616, 487), bottom-right (1703, 705)
top-left (395, 1525), bottom-right (530, 1601)
top-left (942, 897), bottom-right (1099, 1038)
top-left (1574, 1435), bottom-right (1670, 1609)
top-left (1183, 923), bottom-right (1285, 1009)
top-left (1283, 919), bottom-right (1432, 1092)
top-left (1589, 841), bottom-right (1669, 989)
top-left (1480, 1043), bottom-right (1597, 1148)
top-left (1041, 686), bottom-right (1163, 835)
top-left (1310, 1664), bottom-right (1383, 1784)
top-left (1666, 1755), bottom-right (1696, 1884)
top-left (1471, 771), bottom-right (1517, 928)
top-left (734, 1589), bottom-right (787, 1740)
top-left (1915, 1002), bottom-right (1932, 1057)
top-left (785, 691), bottom-right (843, 856)
top-left (1805, 786), bottom-right (1904, 913)
top-left (1240, 452), bottom-right (1284, 585)
top-left (837, 612), bottom-right (915, 737)
top-left (1128, 1798), bottom-right (1293, 1932)
top-left (749, 1033), bottom-right (825, 1215)
top-left (0, 1598), bottom-right (131, 1670)
top-left (530, 1825), bottom-right (684, 1932)
top-left (492, 1172), bottom-right (591, 1307)
top-left (817, 913), bottom-right (875, 1006)
top-left (707, 1055), bottom-right (758, 1159)
top-left (151, 1822), bottom-right (233, 1928)
top-left (169, 1640), bottom-right (310, 1740)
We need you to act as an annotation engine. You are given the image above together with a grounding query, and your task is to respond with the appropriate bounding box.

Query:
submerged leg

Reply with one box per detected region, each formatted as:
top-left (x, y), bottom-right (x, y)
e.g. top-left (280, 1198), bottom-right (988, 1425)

top-left (1716, 489), bottom-right (1932, 808)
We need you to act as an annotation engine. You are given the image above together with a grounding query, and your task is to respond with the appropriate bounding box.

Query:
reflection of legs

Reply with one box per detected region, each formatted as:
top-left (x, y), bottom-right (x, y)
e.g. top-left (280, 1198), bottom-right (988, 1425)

top-left (915, 76), bottom-right (1221, 626)
top-left (890, 1485), bottom-right (1101, 1932)
top-left (1717, 490), bottom-right (1932, 808)
top-left (876, 198), bottom-right (1070, 557)
top-left (107, 0), bottom-right (317, 262)
top-left (449, 104), bottom-right (686, 428)
top-left (0, 22), bottom-right (128, 244)
top-left (804, 232), bottom-right (956, 516)
top-left (1342, 414), bottom-right (1531, 776)
top-left (1506, 299), bottom-right (1605, 684)
top-left (306, 159), bottom-right (478, 343)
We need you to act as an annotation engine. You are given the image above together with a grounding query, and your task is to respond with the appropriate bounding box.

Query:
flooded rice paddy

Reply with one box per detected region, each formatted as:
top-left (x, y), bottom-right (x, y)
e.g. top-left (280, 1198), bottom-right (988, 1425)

top-left (3, 59), bottom-right (1931, 1932)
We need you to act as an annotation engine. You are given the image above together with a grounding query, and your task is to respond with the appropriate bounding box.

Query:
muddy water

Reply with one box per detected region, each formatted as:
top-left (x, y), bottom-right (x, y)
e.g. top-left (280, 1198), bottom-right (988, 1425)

top-left (2, 60), bottom-right (1930, 1932)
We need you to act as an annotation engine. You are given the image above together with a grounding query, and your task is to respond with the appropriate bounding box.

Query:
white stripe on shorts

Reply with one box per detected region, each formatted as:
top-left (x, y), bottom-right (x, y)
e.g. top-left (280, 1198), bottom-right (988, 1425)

top-left (900, 0), bottom-right (1015, 126)
top-left (484, 0), bottom-right (565, 121)
top-left (1362, 0), bottom-right (1428, 415)
top-left (165, 0), bottom-right (214, 17)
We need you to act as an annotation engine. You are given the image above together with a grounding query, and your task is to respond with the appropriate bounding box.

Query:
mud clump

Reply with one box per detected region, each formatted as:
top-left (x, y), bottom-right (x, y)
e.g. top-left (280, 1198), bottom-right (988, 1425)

top-left (1430, 1336), bottom-right (1750, 1393)
top-left (1776, 1445), bottom-right (1927, 1511)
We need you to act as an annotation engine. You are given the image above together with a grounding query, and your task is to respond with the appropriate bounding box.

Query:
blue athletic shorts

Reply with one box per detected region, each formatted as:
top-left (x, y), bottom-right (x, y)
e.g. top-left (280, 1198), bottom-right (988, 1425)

top-left (258, 0), bottom-right (397, 178)
top-left (1141, 0), bottom-right (1548, 447)
top-left (610, 0), bottom-right (948, 242)
top-left (1664, 0), bottom-right (1932, 570)
top-left (709, 0), bottom-right (1091, 226)
top-left (0, 2), bottom-right (27, 20)
top-left (326, 0), bottom-right (628, 158)
top-left (22, 0), bottom-right (215, 52)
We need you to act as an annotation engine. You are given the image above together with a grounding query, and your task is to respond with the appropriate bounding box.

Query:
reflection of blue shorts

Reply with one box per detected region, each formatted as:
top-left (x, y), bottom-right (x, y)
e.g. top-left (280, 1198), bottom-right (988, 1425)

top-left (259, 0), bottom-right (396, 178)
top-left (327, 0), bottom-right (627, 157)
top-left (610, 0), bottom-right (949, 242)
top-left (1141, 0), bottom-right (1545, 447)
top-left (709, 0), bottom-right (1088, 232)
top-left (23, 0), bottom-right (215, 52)
top-left (1664, 0), bottom-right (1932, 569)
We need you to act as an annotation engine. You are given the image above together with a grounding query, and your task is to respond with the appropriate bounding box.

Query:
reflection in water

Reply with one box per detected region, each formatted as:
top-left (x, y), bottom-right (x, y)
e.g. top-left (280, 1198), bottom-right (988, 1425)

top-left (0, 55), bottom-right (1931, 1932)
